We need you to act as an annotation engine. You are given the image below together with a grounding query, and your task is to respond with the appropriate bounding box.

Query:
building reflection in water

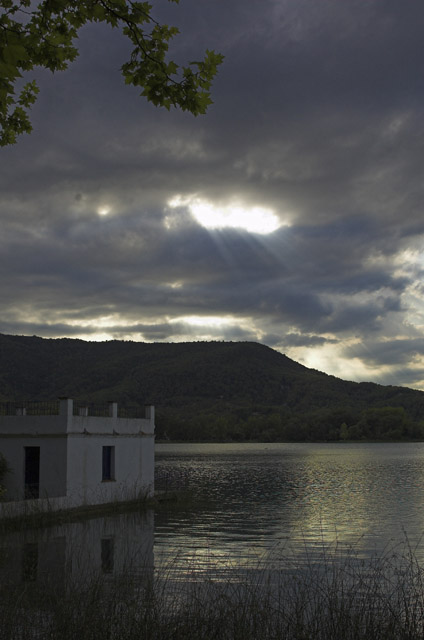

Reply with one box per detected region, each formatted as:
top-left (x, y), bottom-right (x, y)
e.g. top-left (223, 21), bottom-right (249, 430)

top-left (0, 509), bottom-right (154, 591)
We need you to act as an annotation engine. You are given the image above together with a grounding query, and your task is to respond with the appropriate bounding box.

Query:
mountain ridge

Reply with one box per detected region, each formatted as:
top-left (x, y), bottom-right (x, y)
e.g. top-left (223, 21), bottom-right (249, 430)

top-left (0, 333), bottom-right (423, 441)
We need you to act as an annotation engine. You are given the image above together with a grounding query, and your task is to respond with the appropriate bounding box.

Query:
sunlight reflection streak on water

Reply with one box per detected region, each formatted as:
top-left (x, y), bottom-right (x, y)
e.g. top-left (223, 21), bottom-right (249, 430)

top-left (154, 442), bottom-right (424, 576)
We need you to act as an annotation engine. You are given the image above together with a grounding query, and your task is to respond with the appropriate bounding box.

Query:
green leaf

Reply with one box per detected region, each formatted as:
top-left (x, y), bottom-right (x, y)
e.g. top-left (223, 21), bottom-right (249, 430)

top-left (0, 0), bottom-right (223, 145)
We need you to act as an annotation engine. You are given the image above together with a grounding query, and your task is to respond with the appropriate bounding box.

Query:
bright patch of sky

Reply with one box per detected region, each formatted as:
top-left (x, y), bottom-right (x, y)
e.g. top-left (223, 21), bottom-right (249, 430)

top-left (97, 205), bottom-right (111, 216)
top-left (167, 195), bottom-right (284, 235)
top-left (294, 341), bottom-right (384, 383)
top-left (171, 315), bottom-right (233, 328)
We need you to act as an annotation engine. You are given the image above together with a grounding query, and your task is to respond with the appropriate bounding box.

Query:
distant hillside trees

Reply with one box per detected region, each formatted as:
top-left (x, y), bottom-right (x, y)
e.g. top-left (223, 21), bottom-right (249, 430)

top-left (156, 405), bottom-right (424, 442)
top-left (1, 334), bottom-right (424, 442)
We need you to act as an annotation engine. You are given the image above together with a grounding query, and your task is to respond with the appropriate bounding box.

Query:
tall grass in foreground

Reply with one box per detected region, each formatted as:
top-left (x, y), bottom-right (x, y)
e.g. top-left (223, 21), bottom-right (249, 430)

top-left (2, 538), bottom-right (424, 639)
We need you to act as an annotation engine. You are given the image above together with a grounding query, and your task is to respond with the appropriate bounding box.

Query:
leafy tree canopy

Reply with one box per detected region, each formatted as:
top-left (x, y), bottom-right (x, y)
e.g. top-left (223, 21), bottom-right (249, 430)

top-left (0, 0), bottom-right (224, 145)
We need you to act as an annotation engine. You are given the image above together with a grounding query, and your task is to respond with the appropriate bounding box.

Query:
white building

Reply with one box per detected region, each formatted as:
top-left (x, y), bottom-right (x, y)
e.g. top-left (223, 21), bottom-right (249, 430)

top-left (0, 398), bottom-right (155, 513)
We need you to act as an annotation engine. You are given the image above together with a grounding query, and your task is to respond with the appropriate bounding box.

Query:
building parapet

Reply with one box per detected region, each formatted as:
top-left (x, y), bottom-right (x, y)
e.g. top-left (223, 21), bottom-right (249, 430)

top-left (0, 400), bottom-right (152, 419)
top-left (0, 401), bottom-right (59, 416)
top-left (0, 400), bottom-right (155, 436)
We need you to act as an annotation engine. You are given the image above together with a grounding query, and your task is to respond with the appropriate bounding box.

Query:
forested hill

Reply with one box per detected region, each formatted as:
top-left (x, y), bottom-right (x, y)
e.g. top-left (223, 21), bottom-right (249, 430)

top-left (1, 333), bottom-right (424, 442)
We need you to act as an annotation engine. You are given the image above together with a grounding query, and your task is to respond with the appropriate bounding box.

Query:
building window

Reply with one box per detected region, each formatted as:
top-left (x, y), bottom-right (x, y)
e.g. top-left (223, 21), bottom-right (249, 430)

top-left (22, 542), bottom-right (38, 582)
top-left (101, 538), bottom-right (114, 574)
top-left (102, 446), bottom-right (115, 481)
top-left (24, 446), bottom-right (40, 499)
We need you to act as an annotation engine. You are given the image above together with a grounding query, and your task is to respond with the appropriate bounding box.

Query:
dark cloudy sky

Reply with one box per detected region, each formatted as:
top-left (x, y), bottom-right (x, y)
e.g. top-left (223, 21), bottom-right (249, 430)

top-left (2, 0), bottom-right (424, 388)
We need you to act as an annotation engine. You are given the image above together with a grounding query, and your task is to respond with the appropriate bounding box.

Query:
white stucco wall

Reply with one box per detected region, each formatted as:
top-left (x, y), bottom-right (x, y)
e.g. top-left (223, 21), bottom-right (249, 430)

top-left (64, 408), bottom-right (155, 505)
top-left (65, 433), bottom-right (154, 506)
top-left (0, 437), bottom-right (67, 501)
top-left (0, 415), bottom-right (67, 435)
top-left (140, 435), bottom-right (155, 496)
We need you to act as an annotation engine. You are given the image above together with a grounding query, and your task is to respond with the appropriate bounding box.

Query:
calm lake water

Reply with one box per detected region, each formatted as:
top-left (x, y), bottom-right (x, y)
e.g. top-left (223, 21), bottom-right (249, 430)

top-left (154, 442), bottom-right (424, 573)
top-left (3, 442), bottom-right (424, 586)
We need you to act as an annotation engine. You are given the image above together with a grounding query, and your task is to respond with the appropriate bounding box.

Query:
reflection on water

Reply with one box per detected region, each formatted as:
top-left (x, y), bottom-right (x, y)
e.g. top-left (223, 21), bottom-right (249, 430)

top-left (154, 442), bottom-right (424, 573)
top-left (2, 443), bottom-right (424, 588)
top-left (0, 511), bottom-right (154, 590)
top-left (2, 444), bottom-right (424, 639)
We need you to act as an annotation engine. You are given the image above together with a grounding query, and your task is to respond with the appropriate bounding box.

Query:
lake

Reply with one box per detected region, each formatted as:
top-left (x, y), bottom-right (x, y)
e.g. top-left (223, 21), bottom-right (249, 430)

top-left (2, 442), bottom-right (424, 639)
top-left (154, 442), bottom-right (424, 575)
top-left (2, 442), bottom-right (424, 585)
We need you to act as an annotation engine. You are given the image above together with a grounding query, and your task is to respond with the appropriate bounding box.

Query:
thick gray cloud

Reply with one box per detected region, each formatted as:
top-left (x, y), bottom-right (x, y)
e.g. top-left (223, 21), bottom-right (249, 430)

top-left (343, 338), bottom-right (424, 368)
top-left (2, 0), bottom-right (424, 387)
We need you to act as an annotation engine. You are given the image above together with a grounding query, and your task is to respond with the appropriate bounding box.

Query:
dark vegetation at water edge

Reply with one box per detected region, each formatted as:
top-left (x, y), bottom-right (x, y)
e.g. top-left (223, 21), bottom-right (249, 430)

top-left (0, 452), bottom-right (9, 500)
top-left (1, 539), bottom-right (424, 639)
top-left (0, 495), bottom-right (157, 533)
top-left (1, 333), bottom-right (424, 442)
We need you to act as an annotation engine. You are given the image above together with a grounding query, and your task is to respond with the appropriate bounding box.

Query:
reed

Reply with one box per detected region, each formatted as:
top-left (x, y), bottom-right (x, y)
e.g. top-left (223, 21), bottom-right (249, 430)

top-left (0, 494), bottom-right (153, 534)
top-left (1, 536), bottom-right (424, 639)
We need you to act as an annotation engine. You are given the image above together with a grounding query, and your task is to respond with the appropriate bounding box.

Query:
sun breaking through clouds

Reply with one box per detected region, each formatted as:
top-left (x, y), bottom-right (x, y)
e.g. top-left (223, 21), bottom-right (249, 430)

top-left (2, 0), bottom-right (424, 389)
top-left (167, 195), bottom-right (284, 235)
